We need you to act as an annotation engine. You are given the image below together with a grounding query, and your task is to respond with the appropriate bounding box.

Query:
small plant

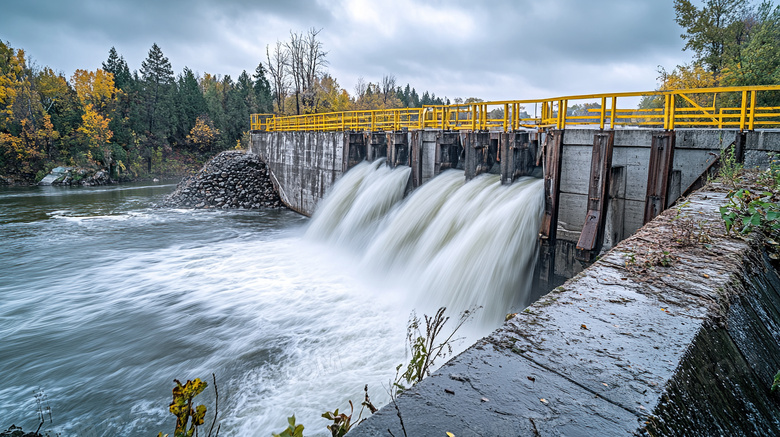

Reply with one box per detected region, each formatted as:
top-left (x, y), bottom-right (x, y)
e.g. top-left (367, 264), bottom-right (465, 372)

top-left (386, 307), bottom-right (477, 437)
top-left (772, 370), bottom-right (780, 393)
top-left (758, 152), bottom-right (780, 190)
top-left (718, 142), bottom-right (743, 188)
top-left (272, 416), bottom-right (305, 437)
top-left (720, 189), bottom-right (780, 236)
top-left (159, 375), bottom-right (219, 437)
top-left (394, 307), bottom-right (476, 393)
top-left (670, 200), bottom-right (713, 246)
top-left (321, 385), bottom-right (377, 437)
top-left (650, 250), bottom-right (674, 267)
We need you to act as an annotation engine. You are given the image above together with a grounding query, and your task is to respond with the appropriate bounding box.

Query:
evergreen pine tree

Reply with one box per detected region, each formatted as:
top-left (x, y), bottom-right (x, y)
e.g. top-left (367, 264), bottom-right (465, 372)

top-left (139, 43), bottom-right (175, 171)
top-left (102, 47), bottom-right (132, 90)
top-left (252, 63), bottom-right (273, 113)
top-left (174, 67), bottom-right (208, 148)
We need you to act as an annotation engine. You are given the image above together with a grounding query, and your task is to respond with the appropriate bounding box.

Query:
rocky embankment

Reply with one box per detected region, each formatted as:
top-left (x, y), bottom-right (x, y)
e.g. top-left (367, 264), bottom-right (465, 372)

top-left (38, 167), bottom-right (111, 186)
top-left (159, 151), bottom-right (284, 209)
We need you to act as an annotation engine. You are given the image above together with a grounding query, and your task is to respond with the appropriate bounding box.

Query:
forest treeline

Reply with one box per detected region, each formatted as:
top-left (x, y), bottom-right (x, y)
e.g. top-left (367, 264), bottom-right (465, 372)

top-left (0, 32), bottom-right (448, 184)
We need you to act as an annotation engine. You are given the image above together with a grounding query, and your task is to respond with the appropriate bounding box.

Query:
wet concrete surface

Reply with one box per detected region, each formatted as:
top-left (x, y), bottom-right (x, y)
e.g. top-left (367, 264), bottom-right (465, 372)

top-left (351, 187), bottom-right (780, 436)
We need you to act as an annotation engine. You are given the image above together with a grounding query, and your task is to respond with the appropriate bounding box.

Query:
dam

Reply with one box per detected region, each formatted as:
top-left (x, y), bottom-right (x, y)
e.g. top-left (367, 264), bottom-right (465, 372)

top-left (249, 85), bottom-right (780, 434)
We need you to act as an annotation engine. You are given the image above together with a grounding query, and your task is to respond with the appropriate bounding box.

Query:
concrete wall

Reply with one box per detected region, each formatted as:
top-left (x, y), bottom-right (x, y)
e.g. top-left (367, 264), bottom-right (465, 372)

top-left (251, 128), bottom-right (780, 226)
top-left (351, 187), bottom-right (780, 436)
top-left (553, 128), bottom-right (780, 280)
top-left (250, 131), bottom-right (345, 216)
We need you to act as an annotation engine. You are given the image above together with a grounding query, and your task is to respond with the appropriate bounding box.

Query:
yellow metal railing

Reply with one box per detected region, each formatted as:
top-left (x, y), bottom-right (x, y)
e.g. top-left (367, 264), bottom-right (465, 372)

top-left (250, 85), bottom-right (780, 132)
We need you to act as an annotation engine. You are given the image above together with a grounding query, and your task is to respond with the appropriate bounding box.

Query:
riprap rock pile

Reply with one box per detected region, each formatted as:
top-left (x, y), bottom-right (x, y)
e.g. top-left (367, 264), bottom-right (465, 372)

top-left (160, 151), bottom-right (284, 209)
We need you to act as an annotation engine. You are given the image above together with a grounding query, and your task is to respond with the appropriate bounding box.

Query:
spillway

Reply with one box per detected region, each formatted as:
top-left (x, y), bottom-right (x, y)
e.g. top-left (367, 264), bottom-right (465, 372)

top-left (306, 160), bottom-right (546, 325)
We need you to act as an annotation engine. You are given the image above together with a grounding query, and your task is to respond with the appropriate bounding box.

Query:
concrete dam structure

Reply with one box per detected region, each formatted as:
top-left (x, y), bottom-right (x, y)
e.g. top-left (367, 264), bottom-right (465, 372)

top-left (249, 85), bottom-right (780, 434)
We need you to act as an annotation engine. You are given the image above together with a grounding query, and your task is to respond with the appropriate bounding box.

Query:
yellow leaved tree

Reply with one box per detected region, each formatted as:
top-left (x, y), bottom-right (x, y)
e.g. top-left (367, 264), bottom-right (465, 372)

top-left (70, 69), bottom-right (117, 111)
top-left (187, 115), bottom-right (220, 153)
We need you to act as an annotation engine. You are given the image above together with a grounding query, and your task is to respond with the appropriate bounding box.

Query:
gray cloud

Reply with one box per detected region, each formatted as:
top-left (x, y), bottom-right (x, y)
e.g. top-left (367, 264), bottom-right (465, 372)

top-left (1, 0), bottom-right (689, 101)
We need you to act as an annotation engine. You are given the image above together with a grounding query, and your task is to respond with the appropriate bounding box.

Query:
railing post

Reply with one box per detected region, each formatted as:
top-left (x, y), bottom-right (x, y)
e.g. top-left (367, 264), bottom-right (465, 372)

top-left (749, 90), bottom-right (757, 131)
top-left (599, 97), bottom-right (606, 130)
top-left (610, 96), bottom-right (617, 128)
top-left (740, 90), bottom-right (748, 131)
top-left (663, 94), bottom-right (670, 130)
top-left (503, 103), bottom-right (509, 132)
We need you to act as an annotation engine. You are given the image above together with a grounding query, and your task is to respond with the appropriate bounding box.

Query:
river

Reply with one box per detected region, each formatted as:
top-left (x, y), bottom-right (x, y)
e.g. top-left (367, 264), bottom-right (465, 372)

top-left (1, 165), bottom-right (544, 436)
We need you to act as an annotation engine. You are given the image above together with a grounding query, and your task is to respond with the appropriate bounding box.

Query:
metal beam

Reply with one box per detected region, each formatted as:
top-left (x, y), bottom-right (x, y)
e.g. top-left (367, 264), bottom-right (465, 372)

top-left (576, 130), bottom-right (615, 262)
top-left (643, 131), bottom-right (676, 224)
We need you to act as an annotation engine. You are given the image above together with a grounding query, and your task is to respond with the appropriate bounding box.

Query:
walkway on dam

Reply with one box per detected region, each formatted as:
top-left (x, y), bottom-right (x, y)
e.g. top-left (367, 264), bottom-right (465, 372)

top-left (250, 85), bottom-right (780, 133)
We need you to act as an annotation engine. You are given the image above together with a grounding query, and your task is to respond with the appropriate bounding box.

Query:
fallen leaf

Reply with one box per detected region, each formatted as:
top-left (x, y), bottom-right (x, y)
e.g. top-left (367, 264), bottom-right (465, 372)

top-left (581, 324), bottom-right (588, 329)
top-left (540, 398), bottom-right (549, 404)
top-left (447, 433), bottom-right (455, 437)
top-left (527, 376), bottom-right (536, 382)
top-left (602, 383), bottom-right (608, 387)
top-left (702, 273), bottom-right (710, 278)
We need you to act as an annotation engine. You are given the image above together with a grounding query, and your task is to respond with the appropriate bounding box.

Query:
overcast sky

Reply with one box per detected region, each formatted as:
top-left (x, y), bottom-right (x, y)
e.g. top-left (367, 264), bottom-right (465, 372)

top-left (1, 0), bottom-right (692, 102)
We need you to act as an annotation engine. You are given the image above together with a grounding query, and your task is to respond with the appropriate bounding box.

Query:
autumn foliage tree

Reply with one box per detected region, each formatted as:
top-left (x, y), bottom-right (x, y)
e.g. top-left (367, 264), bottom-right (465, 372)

top-left (187, 115), bottom-right (220, 153)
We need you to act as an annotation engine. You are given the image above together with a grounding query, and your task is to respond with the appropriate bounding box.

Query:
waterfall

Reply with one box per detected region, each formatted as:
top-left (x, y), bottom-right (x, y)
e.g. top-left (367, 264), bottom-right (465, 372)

top-left (306, 159), bottom-right (545, 325)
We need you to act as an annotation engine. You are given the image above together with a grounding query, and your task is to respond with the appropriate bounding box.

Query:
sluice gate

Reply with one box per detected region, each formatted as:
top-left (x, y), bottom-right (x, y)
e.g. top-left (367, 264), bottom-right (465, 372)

top-left (251, 127), bottom-right (780, 289)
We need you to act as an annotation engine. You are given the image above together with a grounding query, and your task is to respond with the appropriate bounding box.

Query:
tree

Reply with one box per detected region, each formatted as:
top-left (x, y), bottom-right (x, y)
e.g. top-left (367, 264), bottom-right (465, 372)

top-left (186, 115), bottom-right (220, 153)
top-left (285, 28), bottom-right (328, 114)
top-left (222, 75), bottom-right (248, 147)
top-left (139, 43), bottom-right (175, 170)
top-left (381, 74), bottom-right (396, 104)
top-left (102, 47), bottom-right (132, 90)
top-left (354, 76), bottom-right (367, 100)
top-left (78, 103), bottom-right (113, 164)
top-left (674, 0), bottom-right (752, 74)
top-left (174, 67), bottom-right (208, 146)
top-left (252, 63), bottom-right (273, 113)
top-left (266, 41), bottom-right (288, 114)
top-left (721, 2), bottom-right (780, 86)
top-left (70, 69), bottom-right (117, 111)
top-left (314, 74), bottom-right (351, 112)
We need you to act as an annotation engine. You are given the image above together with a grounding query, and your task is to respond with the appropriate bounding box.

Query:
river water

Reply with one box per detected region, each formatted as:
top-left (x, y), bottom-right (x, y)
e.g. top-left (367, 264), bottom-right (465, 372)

top-left (1, 166), bottom-right (543, 436)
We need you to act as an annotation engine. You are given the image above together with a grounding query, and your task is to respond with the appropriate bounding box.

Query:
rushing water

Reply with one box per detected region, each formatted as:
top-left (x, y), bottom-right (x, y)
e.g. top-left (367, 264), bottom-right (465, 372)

top-left (1, 164), bottom-right (543, 436)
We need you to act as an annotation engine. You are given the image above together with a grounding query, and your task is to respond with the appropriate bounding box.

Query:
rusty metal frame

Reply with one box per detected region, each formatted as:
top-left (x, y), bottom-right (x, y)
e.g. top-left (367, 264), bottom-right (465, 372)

top-left (541, 130), bottom-right (564, 241)
top-left (643, 131), bottom-right (676, 224)
top-left (576, 130), bottom-right (615, 262)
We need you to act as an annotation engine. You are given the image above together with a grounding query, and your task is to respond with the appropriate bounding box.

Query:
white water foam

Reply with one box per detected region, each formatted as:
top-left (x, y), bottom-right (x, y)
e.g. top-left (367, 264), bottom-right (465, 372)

top-left (307, 160), bottom-right (545, 326)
